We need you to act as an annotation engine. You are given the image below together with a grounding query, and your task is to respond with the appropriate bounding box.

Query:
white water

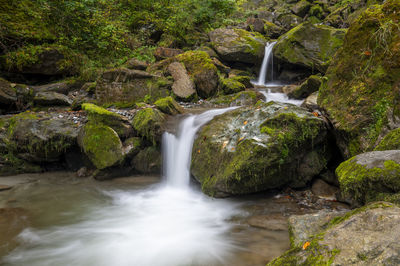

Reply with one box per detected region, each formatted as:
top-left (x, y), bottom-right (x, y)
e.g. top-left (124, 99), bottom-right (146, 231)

top-left (255, 42), bottom-right (276, 86)
top-left (3, 108), bottom-right (240, 266)
top-left (261, 89), bottom-right (303, 106)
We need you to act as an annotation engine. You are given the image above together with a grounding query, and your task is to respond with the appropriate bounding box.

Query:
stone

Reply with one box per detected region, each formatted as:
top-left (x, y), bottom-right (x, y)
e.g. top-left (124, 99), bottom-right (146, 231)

top-left (126, 58), bottom-right (148, 70)
top-left (0, 78), bottom-right (17, 111)
top-left (132, 107), bottom-right (166, 145)
top-left (33, 81), bottom-right (73, 95)
top-left (208, 28), bottom-right (267, 64)
top-left (246, 17), bottom-right (265, 33)
top-left (318, 0), bottom-right (400, 158)
top-left (78, 122), bottom-right (124, 170)
top-left (191, 102), bottom-right (330, 197)
top-left (0, 185), bottom-right (12, 191)
top-left (220, 77), bottom-right (246, 95)
top-left (336, 150), bottom-right (400, 206)
top-left (375, 128), bottom-right (400, 151)
top-left (131, 146), bottom-right (161, 174)
top-left (291, 0), bottom-right (312, 17)
top-left (311, 179), bottom-right (339, 200)
top-left (288, 75), bottom-right (322, 99)
top-left (301, 91), bottom-right (319, 111)
top-left (154, 47), bottom-right (183, 60)
top-left (33, 91), bottom-right (72, 106)
top-left (154, 96), bottom-right (183, 115)
top-left (167, 62), bottom-right (196, 101)
top-left (247, 214), bottom-right (288, 231)
top-left (263, 21), bottom-right (285, 39)
top-left (274, 22), bottom-right (346, 73)
top-left (208, 91), bottom-right (262, 107)
top-left (275, 14), bottom-right (303, 31)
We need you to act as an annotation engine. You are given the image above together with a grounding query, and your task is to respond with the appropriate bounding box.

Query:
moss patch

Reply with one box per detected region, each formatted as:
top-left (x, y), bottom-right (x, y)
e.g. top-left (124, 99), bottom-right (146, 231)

top-left (375, 128), bottom-right (400, 151)
top-left (132, 108), bottom-right (165, 144)
top-left (154, 96), bottom-right (183, 115)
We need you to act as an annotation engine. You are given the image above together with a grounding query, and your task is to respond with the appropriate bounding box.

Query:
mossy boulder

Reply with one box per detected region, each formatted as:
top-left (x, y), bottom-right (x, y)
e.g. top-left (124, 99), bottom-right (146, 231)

top-left (33, 91), bottom-right (72, 106)
top-left (263, 21), bottom-right (285, 39)
top-left (191, 102), bottom-right (330, 197)
top-left (132, 107), bottom-right (166, 144)
top-left (154, 96), bottom-right (183, 115)
top-left (270, 202), bottom-right (400, 265)
top-left (95, 68), bottom-right (171, 105)
top-left (336, 150), bottom-right (400, 206)
top-left (82, 103), bottom-right (133, 139)
top-left (288, 75), bottom-right (322, 99)
top-left (78, 122), bottom-right (124, 170)
top-left (177, 51), bottom-right (219, 98)
top-left (220, 77), bottom-right (246, 95)
top-left (131, 146), bottom-right (162, 174)
top-left (318, 0), bottom-right (400, 158)
top-left (208, 28), bottom-right (267, 64)
top-left (6, 112), bottom-right (79, 163)
top-left (274, 22), bottom-right (346, 73)
top-left (375, 128), bottom-right (400, 151)
top-left (1, 45), bottom-right (80, 78)
top-left (291, 0), bottom-right (312, 17)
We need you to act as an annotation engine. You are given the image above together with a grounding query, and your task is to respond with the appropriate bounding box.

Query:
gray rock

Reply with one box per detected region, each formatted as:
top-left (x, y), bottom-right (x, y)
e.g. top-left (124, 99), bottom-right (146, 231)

top-left (301, 91), bottom-right (319, 110)
top-left (33, 81), bottom-right (72, 95)
top-left (154, 47), bottom-right (183, 60)
top-left (0, 78), bottom-right (17, 109)
top-left (312, 179), bottom-right (339, 200)
top-left (288, 75), bottom-right (322, 99)
top-left (126, 58), bottom-right (148, 70)
top-left (131, 146), bottom-right (161, 175)
top-left (167, 62), bottom-right (196, 101)
top-left (291, 0), bottom-right (312, 17)
top-left (33, 91), bottom-right (72, 106)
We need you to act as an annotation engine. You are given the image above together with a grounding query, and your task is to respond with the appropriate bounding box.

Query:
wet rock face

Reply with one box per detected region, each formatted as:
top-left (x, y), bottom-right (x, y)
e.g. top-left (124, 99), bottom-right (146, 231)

top-left (336, 150), bottom-right (400, 206)
top-left (191, 102), bottom-right (330, 197)
top-left (273, 22), bottom-right (346, 73)
top-left (208, 28), bottom-right (267, 64)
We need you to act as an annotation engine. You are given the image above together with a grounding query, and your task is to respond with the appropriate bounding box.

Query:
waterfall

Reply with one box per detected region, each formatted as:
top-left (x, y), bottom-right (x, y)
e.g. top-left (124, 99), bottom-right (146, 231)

top-left (162, 107), bottom-right (236, 187)
top-left (256, 42), bottom-right (276, 86)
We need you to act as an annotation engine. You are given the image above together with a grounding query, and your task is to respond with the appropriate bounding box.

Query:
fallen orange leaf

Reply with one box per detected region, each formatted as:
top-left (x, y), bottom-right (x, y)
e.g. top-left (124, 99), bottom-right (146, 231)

top-left (364, 50), bottom-right (371, 56)
top-left (243, 121), bottom-right (248, 125)
top-left (197, 149), bottom-right (201, 153)
top-left (302, 241), bottom-right (310, 250)
top-left (312, 112), bottom-right (319, 117)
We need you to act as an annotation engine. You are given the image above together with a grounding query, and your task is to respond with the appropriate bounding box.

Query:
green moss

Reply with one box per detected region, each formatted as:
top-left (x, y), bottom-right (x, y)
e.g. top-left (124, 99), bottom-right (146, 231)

top-left (154, 96), bottom-right (183, 115)
top-left (132, 108), bottom-right (165, 144)
top-left (220, 77), bottom-right (246, 95)
top-left (375, 128), bottom-right (400, 150)
top-left (177, 51), bottom-right (216, 73)
top-left (309, 4), bottom-right (324, 19)
top-left (82, 103), bottom-right (119, 119)
top-left (235, 29), bottom-right (267, 56)
top-left (80, 122), bottom-right (123, 170)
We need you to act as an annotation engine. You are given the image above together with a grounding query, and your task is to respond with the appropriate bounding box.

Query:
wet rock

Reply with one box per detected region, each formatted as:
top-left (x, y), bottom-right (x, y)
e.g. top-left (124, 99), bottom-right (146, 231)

top-left (167, 62), bottom-right (196, 101)
top-left (126, 58), bottom-right (148, 70)
top-left (123, 137), bottom-right (143, 159)
top-left (191, 102), bottom-right (330, 197)
top-left (274, 22), bottom-right (346, 73)
top-left (154, 47), bottom-right (183, 60)
top-left (208, 28), bottom-right (267, 64)
top-left (76, 167), bottom-right (91, 178)
top-left (318, 0), bottom-right (400, 158)
top-left (300, 91), bottom-right (319, 111)
top-left (208, 91), bottom-right (262, 107)
top-left (336, 150), bottom-right (400, 206)
top-left (247, 214), bottom-right (288, 231)
top-left (311, 179), bottom-right (339, 200)
top-left (33, 91), bottom-right (72, 106)
top-left (0, 208), bottom-right (30, 257)
top-left (288, 75), bottom-right (322, 99)
top-left (78, 122), bottom-right (124, 170)
top-left (131, 146), bottom-right (161, 175)
top-left (263, 21), bottom-right (285, 39)
top-left (0, 185), bottom-right (12, 191)
top-left (246, 17), bottom-right (265, 33)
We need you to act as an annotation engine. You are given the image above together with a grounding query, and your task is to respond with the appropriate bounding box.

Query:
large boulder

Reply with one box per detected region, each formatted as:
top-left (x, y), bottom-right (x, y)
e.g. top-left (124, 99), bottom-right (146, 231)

top-left (318, 0), bottom-right (400, 158)
top-left (336, 150), bottom-right (400, 206)
top-left (288, 75), bottom-right (322, 99)
top-left (208, 28), bottom-right (267, 64)
top-left (191, 102), bottom-right (330, 197)
top-left (273, 22), bottom-right (346, 73)
top-left (167, 62), bottom-right (196, 101)
top-left (375, 128), bottom-right (400, 151)
top-left (78, 122), bottom-right (124, 170)
top-left (131, 146), bottom-right (162, 174)
top-left (269, 202), bottom-right (400, 265)
top-left (33, 91), bottom-right (72, 106)
top-left (132, 107), bottom-right (166, 145)
top-left (95, 68), bottom-right (171, 105)
top-left (6, 112), bottom-right (79, 163)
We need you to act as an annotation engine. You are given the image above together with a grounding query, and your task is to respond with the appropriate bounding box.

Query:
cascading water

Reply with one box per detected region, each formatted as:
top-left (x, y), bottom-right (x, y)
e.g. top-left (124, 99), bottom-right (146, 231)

top-left (2, 108), bottom-right (239, 266)
top-left (255, 42), bottom-right (276, 86)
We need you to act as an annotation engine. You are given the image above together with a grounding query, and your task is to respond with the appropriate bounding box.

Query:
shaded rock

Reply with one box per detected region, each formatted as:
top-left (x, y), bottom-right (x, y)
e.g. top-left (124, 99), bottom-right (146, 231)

top-left (291, 0), bottom-right (312, 17)
top-left (301, 91), bottom-right (319, 111)
top-left (288, 209), bottom-right (348, 247)
top-left (246, 17), bottom-right (265, 33)
top-left (209, 28), bottom-right (267, 64)
top-left (154, 47), bottom-right (183, 60)
top-left (336, 150), bottom-right (400, 206)
top-left (278, 69), bottom-right (309, 82)
top-left (0, 78), bottom-right (17, 111)
top-left (274, 22), bottom-right (346, 73)
top-left (211, 57), bottom-right (230, 74)
top-left (319, 170), bottom-right (339, 186)
top-left (275, 14), bottom-right (303, 31)
top-left (318, 0), bottom-right (400, 158)
top-left (0, 185), bottom-right (12, 191)
top-left (131, 146), bottom-right (161, 174)
top-left (126, 58), bottom-right (148, 70)
top-left (191, 102), bottom-right (330, 197)
top-left (177, 51), bottom-right (219, 98)
top-left (78, 122), bottom-right (124, 170)
top-left (282, 85), bottom-right (298, 95)
top-left (196, 46), bottom-right (218, 58)
top-left (209, 91), bottom-right (262, 107)
top-left (154, 96), bottom-right (183, 115)
top-left (311, 179), bottom-right (339, 200)
top-left (33, 81), bottom-right (73, 95)
top-left (96, 68), bottom-right (171, 105)
top-left (123, 137), bottom-right (143, 159)
top-left (167, 62), bottom-right (196, 101)
top-left (33, 91), bottom-right (72, 106)
top-left (288, 75), bottom-right (322, 99)
top-left (263, 21), bottom-right (285, 39)
top-left (82, 103), bottom-right (133, 139)
top-left (132, 107), bottom-right (166, 145)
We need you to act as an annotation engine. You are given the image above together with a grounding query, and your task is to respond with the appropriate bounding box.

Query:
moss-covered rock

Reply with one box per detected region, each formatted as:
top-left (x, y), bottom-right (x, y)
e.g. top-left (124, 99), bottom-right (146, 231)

top-left (154, 96), bottom-right (183, 115)
top-left (78, 122), bottom-right (124, 170)
top-left (288, 75), bottom-right (322, 99)
top-left (375, 128), bottom-right (400, 151)
top-left (318, 0), bottom-right (400, 158)
top-left (177, 51), bottom-right (219, 98)
top-left (33, 91), bottom-right (72, 106)
top-left (132, 107), bottom-right (166, 144)
top-left (291, 0), bottom-right (312, 18)
top-left (208, 90), bottom-right (261, 107)
top-left (131, 146), bottom-right (161, 174)
top-left (274, 22), bottom-right (346, 73)
top-left (82, 103), bottom-right (133, 139)
top-left (220, 77), bottom-right (246, 95)
top-left (208, 28), bottom-right (267, 64)
top-left (263, 21), bottom-right (285, 39)
top-left (336, 150), bottom-right (400, 206)
top-left (191, 102), bottom-right (330, 197)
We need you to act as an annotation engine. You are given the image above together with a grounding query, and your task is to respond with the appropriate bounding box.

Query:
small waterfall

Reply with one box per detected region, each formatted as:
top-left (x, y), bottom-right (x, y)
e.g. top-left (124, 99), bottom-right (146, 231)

top-left (256, 42), bottom-right (276, 86)
top-left (162, 107), bottom-right (236, 187)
